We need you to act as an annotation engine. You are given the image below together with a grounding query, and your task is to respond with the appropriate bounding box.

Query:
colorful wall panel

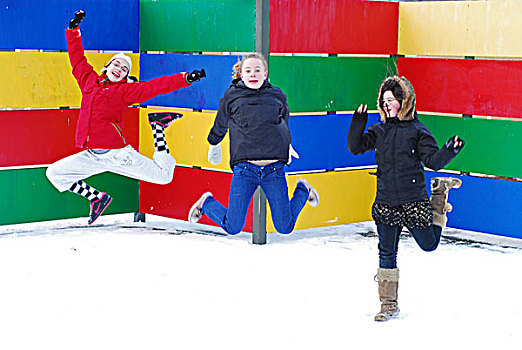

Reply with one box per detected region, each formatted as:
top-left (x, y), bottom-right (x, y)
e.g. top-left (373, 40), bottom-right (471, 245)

top-left (268, 55), bottom-right (396, 113)
top-left (140, 166), bottom-right (254, 233)
top-left (424, 171), bottom-right (521, 240)
top-left (287, 113), bottom-right (379, 172)
top-left (140, 0), bottom-right (255, 52)
top-left (270, 0), bottom-right (398, 54)
top-left (418, 114), bottom-right (522, 180)
top-left (398, 57), bottom-right (522, 119)
top-left (0, 0), bottom-right (139, 51)
top-left (0, 168), bottom-right (138, 225)
top-left (139, 54), bottom-right (240, 110)
top-left (0, 52), bottom-right (140, 109)
top-left (266, 169), bottom-right (377, 233)
top-left (139, 107), bottom-right (230, 171)
top-left (0, 109), bottom-right (139, 167)
top-left (399, 1), bottom-right (522, 58)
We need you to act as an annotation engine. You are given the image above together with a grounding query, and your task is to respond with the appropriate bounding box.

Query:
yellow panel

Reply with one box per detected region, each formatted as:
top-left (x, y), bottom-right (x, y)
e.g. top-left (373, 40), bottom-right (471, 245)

top-left (0, 52), bottom-right (140, 108)
top-left (266, 169), bottom-right (377, 233)
top-left (399, 0), bottom-right (522, 57)
top-left (139, 107), bottom-right (231, 172)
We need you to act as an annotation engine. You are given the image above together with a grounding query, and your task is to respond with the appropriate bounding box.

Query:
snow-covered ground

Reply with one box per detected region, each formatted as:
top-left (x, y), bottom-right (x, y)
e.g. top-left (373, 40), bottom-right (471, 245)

top-left (0, 214), bottom-right (520, 350)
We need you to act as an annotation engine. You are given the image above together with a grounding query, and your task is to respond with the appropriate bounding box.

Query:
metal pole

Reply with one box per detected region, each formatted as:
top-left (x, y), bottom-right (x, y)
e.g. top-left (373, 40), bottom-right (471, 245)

top-left (252, 187), bottom-right (267, 245)
top-left (255, 0), bottom-right (269, 58)
top-left (252, 0), bottom-right (269, 245)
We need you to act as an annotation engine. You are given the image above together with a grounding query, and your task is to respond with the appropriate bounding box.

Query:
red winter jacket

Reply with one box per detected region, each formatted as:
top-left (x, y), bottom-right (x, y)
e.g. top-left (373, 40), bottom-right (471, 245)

top-left (66, 28), bottom-right (190, 149)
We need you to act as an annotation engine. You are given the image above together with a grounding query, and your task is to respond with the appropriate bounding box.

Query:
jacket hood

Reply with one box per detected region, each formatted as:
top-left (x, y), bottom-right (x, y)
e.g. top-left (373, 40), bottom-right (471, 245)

top-left (377, 76), bottom-right (416, 122)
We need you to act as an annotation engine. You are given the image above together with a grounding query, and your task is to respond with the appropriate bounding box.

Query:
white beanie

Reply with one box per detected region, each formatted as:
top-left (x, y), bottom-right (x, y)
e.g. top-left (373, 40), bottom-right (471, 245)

top-left (101, 52), bottom-right (133, 75)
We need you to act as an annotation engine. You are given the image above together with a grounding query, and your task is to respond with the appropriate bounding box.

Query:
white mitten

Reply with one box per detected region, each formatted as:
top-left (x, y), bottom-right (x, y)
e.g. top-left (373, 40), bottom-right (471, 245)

top-left (208, 143), bottom-right (222, 165)
top-left (288, 144), bottom-right (300, 165)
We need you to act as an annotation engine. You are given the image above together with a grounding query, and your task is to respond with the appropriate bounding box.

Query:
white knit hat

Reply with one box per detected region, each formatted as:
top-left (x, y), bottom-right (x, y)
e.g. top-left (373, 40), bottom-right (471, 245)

top-left (101, 52), bottom-right (133, 75)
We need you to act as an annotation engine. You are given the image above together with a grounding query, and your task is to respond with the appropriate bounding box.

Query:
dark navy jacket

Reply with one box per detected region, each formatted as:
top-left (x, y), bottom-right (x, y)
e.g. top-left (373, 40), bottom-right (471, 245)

top-left (348, 112), bottom-right (458, 206)
top-left (208, 79), bottom-right (291, 169)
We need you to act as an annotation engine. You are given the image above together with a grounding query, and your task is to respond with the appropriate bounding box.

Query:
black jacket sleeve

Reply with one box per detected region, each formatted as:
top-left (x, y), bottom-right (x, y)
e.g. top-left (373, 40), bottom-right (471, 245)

top-left (207, 95), bottom-right (230, 145)
top-left (417, 128), bottom-right (459, 170)
top-left (280, 94), bottom-right (292, 142)
top-left (347, 110), bottom-right (376, 154)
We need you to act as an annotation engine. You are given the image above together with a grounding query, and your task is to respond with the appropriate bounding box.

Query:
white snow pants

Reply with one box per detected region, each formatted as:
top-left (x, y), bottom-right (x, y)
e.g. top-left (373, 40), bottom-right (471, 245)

top-left (46, 145), bottom-right (176, 192)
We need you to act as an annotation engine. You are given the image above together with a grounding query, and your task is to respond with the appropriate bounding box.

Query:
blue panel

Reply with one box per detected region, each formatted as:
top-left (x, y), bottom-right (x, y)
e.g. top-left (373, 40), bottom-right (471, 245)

top-left (139, 53), bottom-right (241, 110)
top-left (0, 0), bottom-right (139, 51)
top-left (425, 172), bottom-right (522, 240)
top-left (287, 113), bottom-right (380, 172)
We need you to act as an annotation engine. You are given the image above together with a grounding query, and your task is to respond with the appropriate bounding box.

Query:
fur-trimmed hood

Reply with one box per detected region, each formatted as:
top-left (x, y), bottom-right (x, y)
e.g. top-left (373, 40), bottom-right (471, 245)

top-left (377, 76), bottom-right (416, 122)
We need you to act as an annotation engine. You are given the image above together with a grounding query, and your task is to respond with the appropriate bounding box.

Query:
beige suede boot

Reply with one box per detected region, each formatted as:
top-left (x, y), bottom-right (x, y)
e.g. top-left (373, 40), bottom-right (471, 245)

top-left (430, 177), bottom-right (462, 228)
top-left (374, 268), bottom-right (400, 322)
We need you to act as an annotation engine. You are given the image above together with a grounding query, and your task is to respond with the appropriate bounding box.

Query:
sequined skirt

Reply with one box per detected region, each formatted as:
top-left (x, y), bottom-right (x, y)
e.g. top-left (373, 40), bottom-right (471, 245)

top-left (372, 199), bottom-right (433, 228)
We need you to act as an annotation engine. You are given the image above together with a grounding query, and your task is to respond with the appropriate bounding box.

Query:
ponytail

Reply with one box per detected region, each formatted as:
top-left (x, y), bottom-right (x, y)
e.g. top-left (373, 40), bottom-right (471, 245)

top-left (232, 60), bottom-right (242, 79)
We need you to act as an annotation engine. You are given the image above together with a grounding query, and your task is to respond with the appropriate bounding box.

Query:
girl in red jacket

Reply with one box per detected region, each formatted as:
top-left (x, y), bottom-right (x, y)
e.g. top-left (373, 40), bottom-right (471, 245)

top-left (46, 11), bottom-right (205, 225)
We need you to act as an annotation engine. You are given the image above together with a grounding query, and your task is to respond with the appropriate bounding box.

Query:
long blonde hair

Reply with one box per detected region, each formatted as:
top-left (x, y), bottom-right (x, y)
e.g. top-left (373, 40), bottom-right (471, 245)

top-left (232, 52), bottom-right (268, 79)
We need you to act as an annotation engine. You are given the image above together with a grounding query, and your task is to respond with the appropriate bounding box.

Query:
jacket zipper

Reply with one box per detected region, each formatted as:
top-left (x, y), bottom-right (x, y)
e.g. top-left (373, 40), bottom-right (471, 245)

top-left (390, 125), bottom-right (400, 202)
top-left (111, 122), bottom-right (127, 144)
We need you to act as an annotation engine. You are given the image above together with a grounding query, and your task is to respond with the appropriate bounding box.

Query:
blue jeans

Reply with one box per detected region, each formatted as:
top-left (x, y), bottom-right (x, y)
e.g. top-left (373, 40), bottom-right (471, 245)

top-left (377, 223), bottom-right (443, 268)
top-left (202, 161), bottom-right (309, 235)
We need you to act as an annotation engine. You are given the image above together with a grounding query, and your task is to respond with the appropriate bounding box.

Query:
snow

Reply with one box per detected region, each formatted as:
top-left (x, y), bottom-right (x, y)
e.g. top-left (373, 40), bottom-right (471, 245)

top-left (0, 214), bottom-right (521, 350)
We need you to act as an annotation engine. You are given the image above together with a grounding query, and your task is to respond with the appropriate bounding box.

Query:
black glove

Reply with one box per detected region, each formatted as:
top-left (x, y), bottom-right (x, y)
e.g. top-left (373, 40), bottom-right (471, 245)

top-left (445, 135), bottom-right (465, 154)
top-left (347, 104), bottom-right (369, 154)
top-left (186, 69), bottom-right (206, 84)
top-left (69, 10), bottom-right (86, 29)
top-left (353, 104), bottom-right (368, 121)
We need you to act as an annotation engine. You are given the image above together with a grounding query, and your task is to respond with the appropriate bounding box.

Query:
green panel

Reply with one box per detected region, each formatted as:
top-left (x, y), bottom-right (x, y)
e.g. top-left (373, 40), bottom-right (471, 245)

top-left (140, 0), bottom-right (255, 52)
top-left (269, 56), bottom-right (397, 113)
top-left (0, 168), bottom-right (138, 226)
top-left (419, 115), bottom-right (522, 179)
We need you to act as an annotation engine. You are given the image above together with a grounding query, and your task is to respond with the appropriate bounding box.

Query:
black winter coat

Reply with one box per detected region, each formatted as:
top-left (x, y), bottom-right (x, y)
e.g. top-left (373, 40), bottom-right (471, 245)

top-left (348, 112), bottom-right (458, 206)
top-left (208, 79), bottom-right (291, 169)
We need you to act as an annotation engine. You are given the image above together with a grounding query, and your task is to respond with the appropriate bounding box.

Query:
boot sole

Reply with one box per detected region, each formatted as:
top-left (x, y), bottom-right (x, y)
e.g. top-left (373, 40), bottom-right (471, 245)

top-left (374, 310), bottom-right (400, 322)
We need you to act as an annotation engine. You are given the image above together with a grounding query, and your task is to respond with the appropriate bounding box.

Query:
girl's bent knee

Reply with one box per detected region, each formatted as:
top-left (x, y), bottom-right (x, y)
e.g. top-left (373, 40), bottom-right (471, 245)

top-left (276, 228), bottom-right (293, 235)
top-left (45, 166), bottom-right (69, 192)
top-left (420, 243), bottom-right (438, 252)
top-left (274, 223), bottom-right (295, 234)
top-left (45, 165), bottom-right (56, 180)
top-left (45, 165), bottom-right (60, 185)
top-left (225, 228), bottom-right (242, 235)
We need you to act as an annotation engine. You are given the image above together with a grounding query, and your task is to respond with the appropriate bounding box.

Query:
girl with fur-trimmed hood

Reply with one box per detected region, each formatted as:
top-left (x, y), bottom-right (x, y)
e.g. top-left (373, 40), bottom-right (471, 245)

top-left (348, 76), bottom-right (465, 321)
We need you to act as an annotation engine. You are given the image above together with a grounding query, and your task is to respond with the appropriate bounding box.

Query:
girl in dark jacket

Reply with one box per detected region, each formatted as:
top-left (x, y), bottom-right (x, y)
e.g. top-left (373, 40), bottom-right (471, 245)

top-left (348, 76), bottom-right (465, 321)
top-left (46, 11), bottom-right (205, 225)
top-left (188, 53), bottom-right (319, 235)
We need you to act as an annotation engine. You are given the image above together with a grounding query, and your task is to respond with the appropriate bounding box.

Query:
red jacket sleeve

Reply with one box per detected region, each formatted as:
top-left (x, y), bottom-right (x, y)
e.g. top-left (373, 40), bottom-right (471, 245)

top-left (65, 28), bottom-right (98, 91)
top-left (119, 73), bottom-right (191, 105)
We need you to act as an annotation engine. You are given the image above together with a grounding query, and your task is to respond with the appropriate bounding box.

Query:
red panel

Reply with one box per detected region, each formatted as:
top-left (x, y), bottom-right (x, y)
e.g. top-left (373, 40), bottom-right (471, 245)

top-left (269, 0), bottom-right (398, 54)
top-left (398, 57), bottom-right (522, 119)
top-left (139, 167), bottom-right (254, 233)
top-left (0, 108), bottom-right (140, 167)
